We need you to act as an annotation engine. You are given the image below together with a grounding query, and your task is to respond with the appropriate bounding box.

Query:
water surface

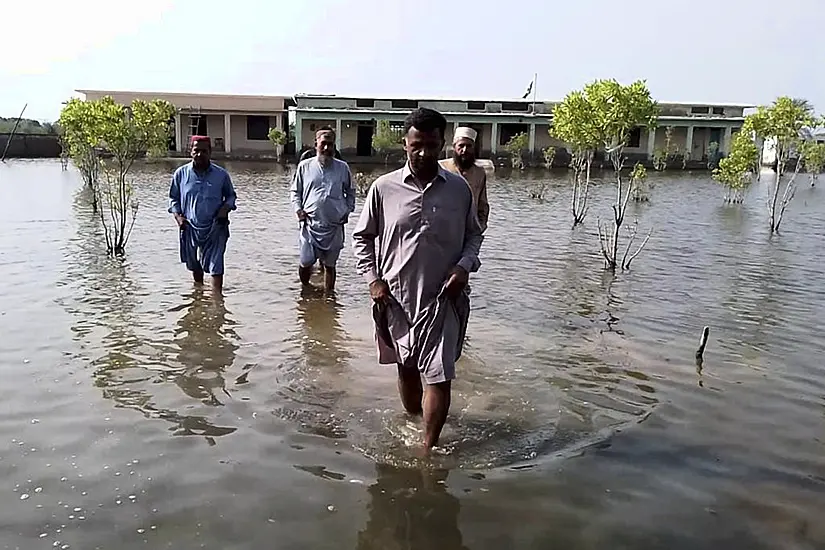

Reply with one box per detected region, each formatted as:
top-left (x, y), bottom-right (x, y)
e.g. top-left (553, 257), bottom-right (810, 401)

top-left (1, 159), bottom-right (824, 549)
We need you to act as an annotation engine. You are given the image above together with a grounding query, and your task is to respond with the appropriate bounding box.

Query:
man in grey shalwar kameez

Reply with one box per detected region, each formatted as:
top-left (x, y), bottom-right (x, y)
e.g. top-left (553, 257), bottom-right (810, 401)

top-left (352, 108), bottom-right (483, 451)
top-left (290, 128), bottom-right (356, 292)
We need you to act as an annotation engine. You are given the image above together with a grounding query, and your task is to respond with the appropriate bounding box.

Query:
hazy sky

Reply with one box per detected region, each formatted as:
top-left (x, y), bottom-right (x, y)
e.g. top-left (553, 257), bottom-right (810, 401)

top-left (3, 0), bottom-right (822, 121)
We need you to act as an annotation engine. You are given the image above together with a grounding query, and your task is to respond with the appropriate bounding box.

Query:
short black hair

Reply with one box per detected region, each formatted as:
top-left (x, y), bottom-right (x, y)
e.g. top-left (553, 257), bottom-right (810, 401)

top-left (318, 125), bottom-right (334, 132)
top-left (403, 107), bottom-right (447, 139)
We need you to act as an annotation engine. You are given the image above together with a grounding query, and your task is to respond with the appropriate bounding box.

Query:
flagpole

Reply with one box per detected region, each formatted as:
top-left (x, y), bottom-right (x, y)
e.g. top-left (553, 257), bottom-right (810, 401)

top-left (532, 73), bottom-right (538, 115)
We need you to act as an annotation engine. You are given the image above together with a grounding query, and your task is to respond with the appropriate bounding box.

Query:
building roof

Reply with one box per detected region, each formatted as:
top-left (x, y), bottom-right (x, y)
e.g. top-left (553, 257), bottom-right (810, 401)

top-left (76, 89), bottom-right (291, 101)
top-left (293, 93), bottom-right (756, 109)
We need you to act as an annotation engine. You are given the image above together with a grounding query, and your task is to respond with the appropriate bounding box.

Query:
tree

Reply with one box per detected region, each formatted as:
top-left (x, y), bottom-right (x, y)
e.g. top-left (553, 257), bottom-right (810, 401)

top-left (552, 90), bottom-right (600, 225)
top-left (372, 120), bottom-right (401, 165)
top-left (712, 131), bottom-right (759, 203)
top-left (583, 79), bottom-right (658, 271)
top-left (59, 96), bottom-right (176, 255)
top-left (801, 140), bottom-right (825, 187)
top-left (268, 127), bottom-right (287, 160)
top-left (745, 96), bottom-right (818, 233)
top-left (504, 132), bottom-right (528, 169)
top-left (542, 146), bottom-right (556, 169)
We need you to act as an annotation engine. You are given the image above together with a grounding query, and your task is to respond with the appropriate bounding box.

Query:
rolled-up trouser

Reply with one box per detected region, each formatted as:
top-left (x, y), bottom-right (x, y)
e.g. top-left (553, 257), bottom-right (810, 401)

top-left (180, 221), bottom-right (229, 275)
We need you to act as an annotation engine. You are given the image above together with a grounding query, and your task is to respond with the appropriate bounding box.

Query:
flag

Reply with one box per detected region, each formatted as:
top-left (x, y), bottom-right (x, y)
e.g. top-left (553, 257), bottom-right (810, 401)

top-left (522, 79), bottom-right (533, 99)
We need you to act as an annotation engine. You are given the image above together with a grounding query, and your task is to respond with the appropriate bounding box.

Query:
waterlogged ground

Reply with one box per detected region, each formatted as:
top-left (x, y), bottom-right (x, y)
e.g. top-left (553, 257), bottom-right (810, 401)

top-left (0, 159), bottom-right (824, 549)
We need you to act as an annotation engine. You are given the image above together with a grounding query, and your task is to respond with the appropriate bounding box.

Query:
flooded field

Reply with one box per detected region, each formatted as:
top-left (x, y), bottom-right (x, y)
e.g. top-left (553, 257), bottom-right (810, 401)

top-left (1, 158), bottom-right (824, 549)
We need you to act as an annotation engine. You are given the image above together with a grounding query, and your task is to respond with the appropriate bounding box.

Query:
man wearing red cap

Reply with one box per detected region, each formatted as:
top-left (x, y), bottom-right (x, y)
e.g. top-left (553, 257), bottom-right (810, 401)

top-left (168, 135), bottom-right (237, 293)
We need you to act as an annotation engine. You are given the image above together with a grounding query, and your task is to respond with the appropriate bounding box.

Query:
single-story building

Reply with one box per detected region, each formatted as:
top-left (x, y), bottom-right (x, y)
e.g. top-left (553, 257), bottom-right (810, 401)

top-left (293, 94), bottom-right (754, 162)
top-left (76, 89), bottom-right (293, 156)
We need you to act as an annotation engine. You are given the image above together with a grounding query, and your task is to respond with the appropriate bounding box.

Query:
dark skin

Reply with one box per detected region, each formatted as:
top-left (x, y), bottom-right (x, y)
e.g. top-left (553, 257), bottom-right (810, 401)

top-left (297, 132), bottom-right (339, 292)
top-left (173, 139), bottom-right (230, 293)
top-left (369, 125), bottom-right (469, 451)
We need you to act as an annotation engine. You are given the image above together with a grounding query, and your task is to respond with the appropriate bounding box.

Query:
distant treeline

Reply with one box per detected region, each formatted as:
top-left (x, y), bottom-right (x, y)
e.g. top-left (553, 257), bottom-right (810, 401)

top-left (0, 117), bottom-right (59, 135)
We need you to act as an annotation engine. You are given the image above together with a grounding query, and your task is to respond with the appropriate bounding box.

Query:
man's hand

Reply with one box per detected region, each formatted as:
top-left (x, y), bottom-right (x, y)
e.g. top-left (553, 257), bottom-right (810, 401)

top-left (444, 266), bottom-right (469, 298)
top-left (296, 209), bottom-right (308, 222)
top-left (369, 279), bottom-right (390, 305)
top-left (216, 205), bottom-right (230, 219)
top-left (173, 213), bottom-right (187, 229)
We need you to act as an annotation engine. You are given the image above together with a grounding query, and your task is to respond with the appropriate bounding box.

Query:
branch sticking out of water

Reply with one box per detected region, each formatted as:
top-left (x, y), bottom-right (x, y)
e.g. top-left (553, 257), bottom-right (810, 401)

top-left (695, 326), bottom-right (710, 362)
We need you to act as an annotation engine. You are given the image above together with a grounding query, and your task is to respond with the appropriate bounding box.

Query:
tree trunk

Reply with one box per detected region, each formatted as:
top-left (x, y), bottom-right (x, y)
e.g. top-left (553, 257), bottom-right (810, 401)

top-left (768, 148), bottom-right (783, 233)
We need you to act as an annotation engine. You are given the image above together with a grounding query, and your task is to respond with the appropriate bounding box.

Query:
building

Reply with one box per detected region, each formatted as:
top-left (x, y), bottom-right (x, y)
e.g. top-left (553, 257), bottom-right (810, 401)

top-left (76, 90), bottom-right (293, 156)
top-left (294, 94), bottom-right (754, 162)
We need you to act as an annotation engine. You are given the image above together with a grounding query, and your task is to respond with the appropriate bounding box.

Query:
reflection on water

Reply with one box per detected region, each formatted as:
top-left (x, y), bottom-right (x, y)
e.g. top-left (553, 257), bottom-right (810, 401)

top-left (357, 464), bottom-right (468, 550)
top-left (2, 160), bottom-right (824, 549)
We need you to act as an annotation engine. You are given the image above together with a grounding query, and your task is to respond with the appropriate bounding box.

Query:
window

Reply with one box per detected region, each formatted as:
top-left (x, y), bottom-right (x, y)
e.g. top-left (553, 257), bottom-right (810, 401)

top-left (356, 98), bottom-right (375, 108)
top-left (247, 116), bottom-right (270, 140)
top-left (691, 106), bottom-right (710, 114)
top-left (467, 101), bottom-right (485, 111)
top-left (501, 102), bottom-right (530, 112)
top-left (712, 106), bottom-right (725, 115)
top-left (627, 128), bottom-right (642, 148)
top-left (391, 99), bottom-right (418, 109)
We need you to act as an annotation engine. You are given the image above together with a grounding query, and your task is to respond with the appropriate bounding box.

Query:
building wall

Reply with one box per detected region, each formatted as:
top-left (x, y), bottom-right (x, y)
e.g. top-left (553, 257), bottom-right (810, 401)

top-left (229, 115), bottom-right (276, 152)
top-left (0, 133), bottom-right (60, 158)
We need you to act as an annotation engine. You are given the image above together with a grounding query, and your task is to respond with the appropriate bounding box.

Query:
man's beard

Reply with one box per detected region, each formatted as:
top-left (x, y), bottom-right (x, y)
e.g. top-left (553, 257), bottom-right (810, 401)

top-left (453, 151), bottom-right (475, 170)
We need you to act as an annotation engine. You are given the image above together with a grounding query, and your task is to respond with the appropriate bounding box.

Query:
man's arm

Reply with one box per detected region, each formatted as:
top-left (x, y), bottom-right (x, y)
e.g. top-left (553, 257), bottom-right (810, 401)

top-left (168, 170), bottom-right (182, 215)
top-left (219, 172), bottom-right (237, 216)
top-left (477, 172), bottom-right (490, 233)
top-left (352, 181), bottom-right (381, 285)
top-left (290, 164), bottom-right (305, 218)
top-left (456, 187), bottom-right (484, 274)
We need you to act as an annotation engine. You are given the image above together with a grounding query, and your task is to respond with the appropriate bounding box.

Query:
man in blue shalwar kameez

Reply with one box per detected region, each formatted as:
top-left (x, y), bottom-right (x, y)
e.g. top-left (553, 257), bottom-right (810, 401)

top-left (290, 127), bottom-right (356, 292)
top-left (169, 135), bottom-right (237, 294)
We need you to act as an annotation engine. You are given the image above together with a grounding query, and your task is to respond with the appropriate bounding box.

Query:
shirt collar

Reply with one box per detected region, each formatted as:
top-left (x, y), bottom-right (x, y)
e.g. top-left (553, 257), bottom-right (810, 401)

top-left (190, 161), bottom-right (213, 174)
top-left (402, 163), bottom-right (448, 186)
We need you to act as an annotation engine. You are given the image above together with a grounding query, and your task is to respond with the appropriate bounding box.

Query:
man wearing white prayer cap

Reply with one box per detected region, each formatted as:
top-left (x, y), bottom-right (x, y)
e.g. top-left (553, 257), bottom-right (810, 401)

top-left (439, 126), bottom-right (489, 232)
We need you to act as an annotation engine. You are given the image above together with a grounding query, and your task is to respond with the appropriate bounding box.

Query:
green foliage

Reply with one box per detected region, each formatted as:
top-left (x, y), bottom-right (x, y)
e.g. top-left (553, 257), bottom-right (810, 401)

top-left (542, 146), bottom-right (556, 169)
top-left (630, 162), bottom-right (652, 202)
top-left (802, 141), bottom-right (825, 183)
top-left (743, 96), bottom-right (819, 232)
top-left (0, 117), bottom-right (59, 134)
top-left (504, 132), bottom-right (528, 169)
top-left (372, 120), bottom-right (401, 164)
top-left (59, 96), bottom-right (175, 255)
top-left (712, 131), bottom-right (759, 203)
top-left (268, 127), bottom-right (287, 147)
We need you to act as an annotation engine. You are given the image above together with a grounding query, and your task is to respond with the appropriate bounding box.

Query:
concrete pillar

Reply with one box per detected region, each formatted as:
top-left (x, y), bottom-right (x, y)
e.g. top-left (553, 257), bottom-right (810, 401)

top-left (685, 126), bottom-right (694, 159)
top-left (647, 127), bottom-right (657, 159)
top-left (490, 122), bottom-right (499, 155)
top-left (528, 123), bottom-right (536, 155)
top-left (224, 114), bottom-right (232, 153)
top-left (722, 126), bottom-right (732, 155)
top-left (174, 114), bottom-right (182, 153)
top-left (335, 118), bottom-right (342, 151)
top-left (294, 113), bottom-right (303, 159)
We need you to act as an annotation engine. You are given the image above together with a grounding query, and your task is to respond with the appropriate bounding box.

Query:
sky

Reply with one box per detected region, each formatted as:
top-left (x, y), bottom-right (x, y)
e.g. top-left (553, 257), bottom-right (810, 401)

top-left (3, 0), bottom-right (823, 122)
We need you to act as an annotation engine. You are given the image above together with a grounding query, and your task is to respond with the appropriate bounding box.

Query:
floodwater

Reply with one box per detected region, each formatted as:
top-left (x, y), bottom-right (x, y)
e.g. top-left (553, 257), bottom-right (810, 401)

top-left (1, 159), bottom-right (824, 549)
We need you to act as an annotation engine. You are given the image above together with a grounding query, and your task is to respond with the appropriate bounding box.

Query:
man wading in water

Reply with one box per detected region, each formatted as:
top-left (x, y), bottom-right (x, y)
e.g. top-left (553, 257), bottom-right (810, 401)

top-left (439, 126), bottom-right (490, 233)
top-left (352, 108), bottom-right (484, 451)
top-left (291, 127), bottom-right (356, 292)
top-left (168, 136), bottom-right (237, 294)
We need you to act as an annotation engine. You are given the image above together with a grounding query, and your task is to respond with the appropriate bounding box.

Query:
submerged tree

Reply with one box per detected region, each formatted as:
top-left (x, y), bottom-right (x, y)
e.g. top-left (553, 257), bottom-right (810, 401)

top-left (542, 146), bottom-right (557, 169)
top-left (712, 130), bottom-right (759, 203)
top-left (802, 140), bottom-right (825, 187)
top-left (583, 79), bottom-right (658, 271)
top-left (745, 97), bottom-right (818, 233)
top-left (552, 90), bottom-right (600, 225)
top-left (372, 120), bottom-right (401, 165)
top-left (504, 132), bottom-right (529, 169)
top-left (267, 127), bottom-right (287, 161)
top-left (59, 96), bottom-right (175, 255)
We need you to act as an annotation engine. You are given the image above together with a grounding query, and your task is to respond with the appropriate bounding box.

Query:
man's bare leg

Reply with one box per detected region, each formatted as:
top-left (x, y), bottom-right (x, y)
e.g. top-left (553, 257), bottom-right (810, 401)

top-left (298, 265), bottom-right (313, 286)
top-left (192, 268), bottom-right (204, 285)
top-left (211, 274), bottom-right (223, 294)
top-left (422, 381), bottom-right (451, 450)
top-left (323, 265), bottom-right (336, 292)
top-left (397, 365), bottom-right (423, 415)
